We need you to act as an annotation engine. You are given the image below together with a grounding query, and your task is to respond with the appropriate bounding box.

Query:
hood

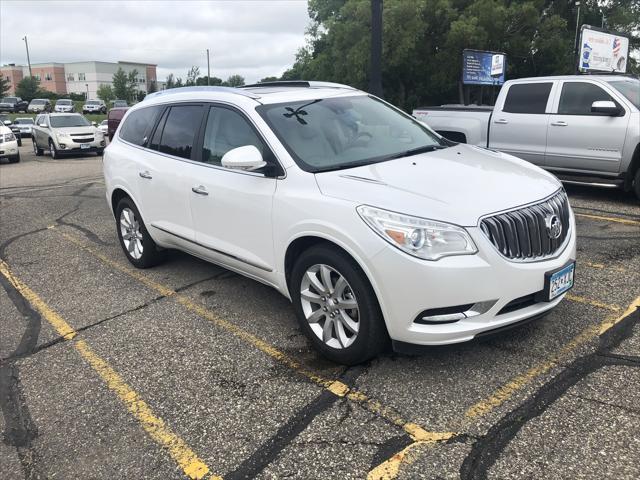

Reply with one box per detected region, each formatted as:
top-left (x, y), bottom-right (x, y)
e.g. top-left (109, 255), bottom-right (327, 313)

top-left (55, 126), bottom-right (96, 135)
top-left (314, 144), bottom-right (561, 226)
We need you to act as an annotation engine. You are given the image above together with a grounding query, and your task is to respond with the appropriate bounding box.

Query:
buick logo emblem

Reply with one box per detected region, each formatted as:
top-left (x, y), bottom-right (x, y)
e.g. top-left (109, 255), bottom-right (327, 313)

top-left (545, 214), bottom-right (562, 240)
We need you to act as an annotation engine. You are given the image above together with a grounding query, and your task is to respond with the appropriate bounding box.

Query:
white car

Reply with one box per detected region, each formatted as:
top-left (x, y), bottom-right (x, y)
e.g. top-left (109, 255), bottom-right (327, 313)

top-left (83, 100), bottom-right (107, 114)
top-left (32, 113), bottom-right (106, 158)
top-left (54, 99), bottom-right (75, 113)
top-left (13, 117), bottom-right (35, 137)
top-left (98, 119), bottom-right (109, 135)
top-left (103, 82), bottom-right (577, 364)
top-left (0, 124), bottom-right (20, 163)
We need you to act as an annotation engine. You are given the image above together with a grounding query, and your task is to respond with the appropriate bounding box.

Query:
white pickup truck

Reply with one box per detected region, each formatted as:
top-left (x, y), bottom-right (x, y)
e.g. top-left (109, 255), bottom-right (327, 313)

top-left (413, 75), bottom-right (640, 199)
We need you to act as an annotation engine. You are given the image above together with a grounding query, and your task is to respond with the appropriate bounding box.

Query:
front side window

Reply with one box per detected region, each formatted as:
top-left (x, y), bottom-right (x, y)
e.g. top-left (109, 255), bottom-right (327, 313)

top-left (157, 105), bottom-right (204, 159)
top-left (257, 95), bottom-right (446, 172)
top-left (503, 83), bottom-right (553, 114)
top-left (605, 78), bottom-right (639, 109)
top-left (119, 106), bottom-right (161, 146)
top-left (558, 82), bottom-right (617, 115)
top-left (201, 107), bottom-right (266, 166)
top-left (50, 115), bottom-right (90, 128)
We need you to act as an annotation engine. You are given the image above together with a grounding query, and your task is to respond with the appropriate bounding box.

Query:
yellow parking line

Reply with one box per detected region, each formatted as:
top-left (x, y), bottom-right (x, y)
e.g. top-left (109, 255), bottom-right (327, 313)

top-left (0, 259), bottom-right (214, 480)
top-left (575, 212), bottom-right (640, 226)
top-left (581, 261), bottom-right (626, 274)
top-left (54, 228), bottom-right (446, 443)
top-left (565, 294), bottom-right (621, 312)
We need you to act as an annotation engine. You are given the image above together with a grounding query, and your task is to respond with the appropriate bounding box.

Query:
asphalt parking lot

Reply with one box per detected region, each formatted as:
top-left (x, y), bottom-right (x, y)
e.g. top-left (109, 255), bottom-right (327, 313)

top-left (1, 139), bottom-right (639, 480)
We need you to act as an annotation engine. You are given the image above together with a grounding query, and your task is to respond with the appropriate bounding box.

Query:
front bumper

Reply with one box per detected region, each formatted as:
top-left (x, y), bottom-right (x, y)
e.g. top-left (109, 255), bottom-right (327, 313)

top-left (370, 210), bottom-right (577, 345)
top-left (0, 141), bottom-right (19, 159)
top-left (55, 107), bottom-right (74, 112)
top-left (55, 138), bottom-right (105, 153)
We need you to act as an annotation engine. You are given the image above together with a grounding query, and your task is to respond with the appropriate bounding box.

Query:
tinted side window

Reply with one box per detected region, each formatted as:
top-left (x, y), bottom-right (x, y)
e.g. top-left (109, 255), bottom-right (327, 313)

top-left (558, 82), bottom-right (616, 115)
top-left (503, 83), bottom-right (553, 114)
top-left (201, 107), bottom-right (266, 166)
top-left (158, 105), bottom-right (204, 159)
top-left (119, 106), bottom-right (160, 146)
top-left (149, 109), bottom-right (168, 151)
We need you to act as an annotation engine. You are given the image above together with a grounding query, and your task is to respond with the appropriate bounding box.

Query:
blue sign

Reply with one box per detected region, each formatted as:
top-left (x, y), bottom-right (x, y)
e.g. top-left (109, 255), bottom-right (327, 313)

top-left (462, 50), bottom-right (506, 85)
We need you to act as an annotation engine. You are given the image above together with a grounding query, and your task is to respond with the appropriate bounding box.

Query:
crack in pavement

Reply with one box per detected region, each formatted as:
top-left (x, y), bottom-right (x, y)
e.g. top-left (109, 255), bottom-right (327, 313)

top-left (459, 307), bottom-right (640, 480)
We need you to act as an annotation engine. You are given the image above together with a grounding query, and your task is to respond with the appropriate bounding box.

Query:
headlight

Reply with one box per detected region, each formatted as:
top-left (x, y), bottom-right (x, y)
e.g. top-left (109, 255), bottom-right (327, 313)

top-left (57, 132), bottom-right (70, 139)
top-left (357, 205), bottom-right (477, 260)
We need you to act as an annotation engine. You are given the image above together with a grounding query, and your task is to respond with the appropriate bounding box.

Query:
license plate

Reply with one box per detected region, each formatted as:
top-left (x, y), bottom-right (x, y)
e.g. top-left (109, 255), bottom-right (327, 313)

top-left (80, 144), bottom-right (90, 149)
top-left (545, 262), bottom-right (575, 301)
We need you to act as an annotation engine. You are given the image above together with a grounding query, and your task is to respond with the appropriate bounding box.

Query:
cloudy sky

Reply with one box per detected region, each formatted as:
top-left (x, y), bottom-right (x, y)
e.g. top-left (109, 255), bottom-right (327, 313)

top-left (0, 0), bottom-right (311, 83)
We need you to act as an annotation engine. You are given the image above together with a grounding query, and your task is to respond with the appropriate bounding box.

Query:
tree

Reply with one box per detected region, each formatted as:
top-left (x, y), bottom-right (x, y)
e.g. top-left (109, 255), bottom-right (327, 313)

top-left (259, 76), bottom-right (280, 83)
top-left (0, 74), bottom-right (10, 97)
top-left (137, 91), bottom-right (146, 102)
top-left (15, 77), bottom-right (40, 102)
top-left (174, 77), bottom-right (184, 88)
top-left (186, 66), bottom-right (200, 86)
top-left (225, 74), bottom-right (245, 87)
top-left (165, 73), bottom-right (175, 89)
top-left (126, 70), bottom-right (139, 102)
top-left (195, 76), bottom-right (223, 86)
top-left (97, 84), bottom-right (115, 104)
top-left (112, 67), bottom-right (129, 100)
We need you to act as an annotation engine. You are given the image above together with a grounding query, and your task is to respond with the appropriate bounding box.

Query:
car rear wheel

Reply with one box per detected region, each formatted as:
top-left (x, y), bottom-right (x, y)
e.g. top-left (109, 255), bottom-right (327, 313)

top-left (634, 168), bottom-right (640, 201)
top-left (291, 244), bottom-right (389, 365)
top-left (115, 197), bottom-right (165, 268)
top-left (33, 137), bottom-right (43, 156)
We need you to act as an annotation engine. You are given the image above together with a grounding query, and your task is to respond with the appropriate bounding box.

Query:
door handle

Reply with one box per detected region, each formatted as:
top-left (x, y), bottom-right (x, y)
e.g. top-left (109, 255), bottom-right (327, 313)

top-left (551, 121), bottom-right (568, 127)
top-left (494, 119), bottom-right (508, 124)
top-left (191, 185), bottom-right (209, 196)
top-left (139, 171), bottom-right (152, 179)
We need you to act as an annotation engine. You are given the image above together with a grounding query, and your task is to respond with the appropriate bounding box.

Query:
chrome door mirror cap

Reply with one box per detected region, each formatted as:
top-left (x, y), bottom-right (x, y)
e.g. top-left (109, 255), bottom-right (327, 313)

top-left (221, 145), bottom-right (266, 171)
top-left (591, 100), bottom-right (620, 116)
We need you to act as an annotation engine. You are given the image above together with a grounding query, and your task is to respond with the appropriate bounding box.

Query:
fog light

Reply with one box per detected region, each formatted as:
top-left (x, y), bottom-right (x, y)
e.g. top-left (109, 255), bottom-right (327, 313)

top-left (100, 140), bottom-right (106, 146)
top-left (59, 143), bottom-right (66, 149)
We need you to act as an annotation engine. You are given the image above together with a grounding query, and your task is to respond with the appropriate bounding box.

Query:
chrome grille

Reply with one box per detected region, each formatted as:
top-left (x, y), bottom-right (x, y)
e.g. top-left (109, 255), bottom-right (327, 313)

top-left (72, 137), bottom-right (94, 143)
top-left (480, 190), bottom-right (570, 261)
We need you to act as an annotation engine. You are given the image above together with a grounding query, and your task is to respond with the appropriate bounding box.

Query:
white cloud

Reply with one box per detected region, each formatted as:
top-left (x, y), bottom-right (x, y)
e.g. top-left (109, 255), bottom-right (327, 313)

top-left (0, 0), bottom-right (311, 82)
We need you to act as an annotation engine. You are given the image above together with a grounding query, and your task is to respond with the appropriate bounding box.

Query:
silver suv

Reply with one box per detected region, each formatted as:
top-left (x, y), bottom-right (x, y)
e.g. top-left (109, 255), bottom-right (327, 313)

top-left (83, 99), bottom-right (107, 114)
top-left (32, 113), bottom-right (106, 158)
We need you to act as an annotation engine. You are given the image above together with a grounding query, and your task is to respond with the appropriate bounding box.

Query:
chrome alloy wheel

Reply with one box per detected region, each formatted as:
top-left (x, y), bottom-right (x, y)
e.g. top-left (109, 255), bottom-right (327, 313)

top-left (300, 264), bottom-right (360, 349)
top-left (120, 207), bottom-right (143, 260)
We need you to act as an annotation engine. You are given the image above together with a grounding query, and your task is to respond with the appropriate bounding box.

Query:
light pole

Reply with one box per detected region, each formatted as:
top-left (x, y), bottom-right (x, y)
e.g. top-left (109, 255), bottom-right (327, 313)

top-left (574, 1), bottom-right (581, 59)
top-left (22, 35), bottom-right (33, 79)
top-left (85, 83), bottom-right (89, 100)
top-left (206, 49), bottom-right (211, 86)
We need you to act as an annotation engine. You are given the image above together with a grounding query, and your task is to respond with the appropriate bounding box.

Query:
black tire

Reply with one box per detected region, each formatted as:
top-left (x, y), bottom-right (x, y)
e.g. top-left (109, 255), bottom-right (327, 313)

top-left (96, 149), bottom-right (104, 156)
top-left (48, 139), bottom-right (60, 159)
top-left (16, 137), bottom-right (22, 147)
top-left (290, 244), bottom-right (389, 365)
top-left (634, 168), bottom-right (640, 202)
top-left (9, 153), bottom-right (20, 163)
top-left (32, 137), bottom-right (44, 156)
top-left (115, 197), bottom-right (165, 268)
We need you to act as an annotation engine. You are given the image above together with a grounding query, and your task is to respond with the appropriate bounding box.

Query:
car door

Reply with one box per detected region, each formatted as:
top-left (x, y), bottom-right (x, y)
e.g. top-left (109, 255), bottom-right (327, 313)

top-left (187, 104), bottom-right (279, 274)
top-left (545, 80), bottom-right (630, 174)
top-left (34, 115), bottom-right (46, 146)
top-left (488, 81), bottom-right (556, 166)
top-left (131, 104), bottom-right (205, 243)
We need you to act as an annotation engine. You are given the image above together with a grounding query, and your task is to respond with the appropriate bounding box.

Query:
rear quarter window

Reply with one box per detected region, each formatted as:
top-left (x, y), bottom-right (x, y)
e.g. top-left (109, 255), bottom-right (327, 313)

top-left (503, 83), bottom-right (553, 114)
top-left (119, 106), bottom-right (161, 146)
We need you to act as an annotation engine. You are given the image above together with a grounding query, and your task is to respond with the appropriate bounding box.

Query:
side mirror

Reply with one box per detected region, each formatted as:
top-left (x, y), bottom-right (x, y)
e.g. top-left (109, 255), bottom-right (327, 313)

top-left (39, 123), bottom-right (48, 128)
top-left (221, 145), bottom-right (266, 171)
top-left (3, 120), bottom-right (12, 126)
top-left (92, 121), bottom-right (97, 126)
top-left (591, 100), bottom-right (620, 116)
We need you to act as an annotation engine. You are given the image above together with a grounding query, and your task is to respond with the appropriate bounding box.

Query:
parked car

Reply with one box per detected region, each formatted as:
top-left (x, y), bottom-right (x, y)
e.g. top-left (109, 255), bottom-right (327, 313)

top-left (107, 107), bottom-right (128, 141)
top-left (28, 98), bottom-right (52, 113)
top-left (414, 75), bottom-right (640, 199)
top-left (0, 114), bottom-right (23, 146)
top-left (0, 96), bottom-right (29, 113)
top-left (103, 82), bottom-right (577, 364)
top-left (32, 113), bottom-right (106, 158)
top-left (112, 100), bottom-right (128, 108)
top-left (13, 117), bottom-right (35, 137)
top-left (98, 119), bottom-right (109, 135)
top-left (0, 124), bottom-right (20, 163)
top-left (54, 99), bottom-right (75, 113)
top-left (83, 99), bottom-right (107, 114)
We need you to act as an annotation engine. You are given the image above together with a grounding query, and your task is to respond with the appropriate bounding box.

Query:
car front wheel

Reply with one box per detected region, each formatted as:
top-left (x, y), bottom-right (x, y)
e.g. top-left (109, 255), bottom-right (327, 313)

top-left (290, 244), bottom-right (389, 365)
top-left (634, 168), bottom-right (640, 201)
top-left (115, 197), bottom-right (165, 268)
top-left (48, 139), bottom-right (59, 159)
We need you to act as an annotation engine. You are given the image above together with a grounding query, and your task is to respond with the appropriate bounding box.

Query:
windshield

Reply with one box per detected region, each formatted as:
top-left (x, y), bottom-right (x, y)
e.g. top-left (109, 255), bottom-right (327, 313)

top-left (100, 120), bottom-right (108, 125)
top-left (1, 98), bottom-right (17, 104)
top-left (87, 100), bottom-right (101, 105)
top-left (14, 119), bottom-right (34, 124)
top-left (257, 95), bottom-right (446, 172)
top-left (57, 100), bottom-right (72, 105)
top-left (31, 99), bottom-right (46, 104)
top-left (607, 78), bottom-right (640, 109)
top-left (50, 115), bottom-right (90, 128)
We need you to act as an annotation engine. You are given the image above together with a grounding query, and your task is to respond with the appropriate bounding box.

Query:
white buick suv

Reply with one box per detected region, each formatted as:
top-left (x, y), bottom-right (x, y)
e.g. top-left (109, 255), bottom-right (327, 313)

top-left (103, 82), bottom-right (576, 364)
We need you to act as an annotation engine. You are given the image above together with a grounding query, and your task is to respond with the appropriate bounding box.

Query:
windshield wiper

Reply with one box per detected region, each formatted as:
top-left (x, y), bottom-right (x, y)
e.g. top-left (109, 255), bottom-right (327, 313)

top-left (388, 144), bottom-right (448, 160)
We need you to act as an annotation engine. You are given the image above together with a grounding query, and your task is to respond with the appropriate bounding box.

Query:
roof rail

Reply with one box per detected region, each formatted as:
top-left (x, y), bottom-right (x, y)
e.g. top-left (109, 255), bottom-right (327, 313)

top-left (144, 86), bottom-right (260, 101)
top-left (241, 80), bottom-right (356, 90)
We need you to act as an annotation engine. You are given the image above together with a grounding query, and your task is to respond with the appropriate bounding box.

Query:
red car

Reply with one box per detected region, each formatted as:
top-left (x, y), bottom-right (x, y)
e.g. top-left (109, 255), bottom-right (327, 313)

top-left (107, 107), bottom-right (129, 141)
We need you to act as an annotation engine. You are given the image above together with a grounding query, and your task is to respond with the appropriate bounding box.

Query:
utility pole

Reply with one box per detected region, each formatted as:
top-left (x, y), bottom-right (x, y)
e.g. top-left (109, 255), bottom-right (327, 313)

top-left (22, 35), bottom-right (33, 78)
top-left (573, 2), bottom-right (581, 59)
top-left (207, 49), bottom-right (211, 86)
top-left (369, 0), bottom-right (383, 98)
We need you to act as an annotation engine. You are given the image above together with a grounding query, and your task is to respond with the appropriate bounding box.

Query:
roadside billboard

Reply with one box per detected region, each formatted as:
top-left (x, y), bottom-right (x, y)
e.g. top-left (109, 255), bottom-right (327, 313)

top-left (578, 25), bottom-right (629, 73)
top-left (462, 49), bottom-right (506, 85)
